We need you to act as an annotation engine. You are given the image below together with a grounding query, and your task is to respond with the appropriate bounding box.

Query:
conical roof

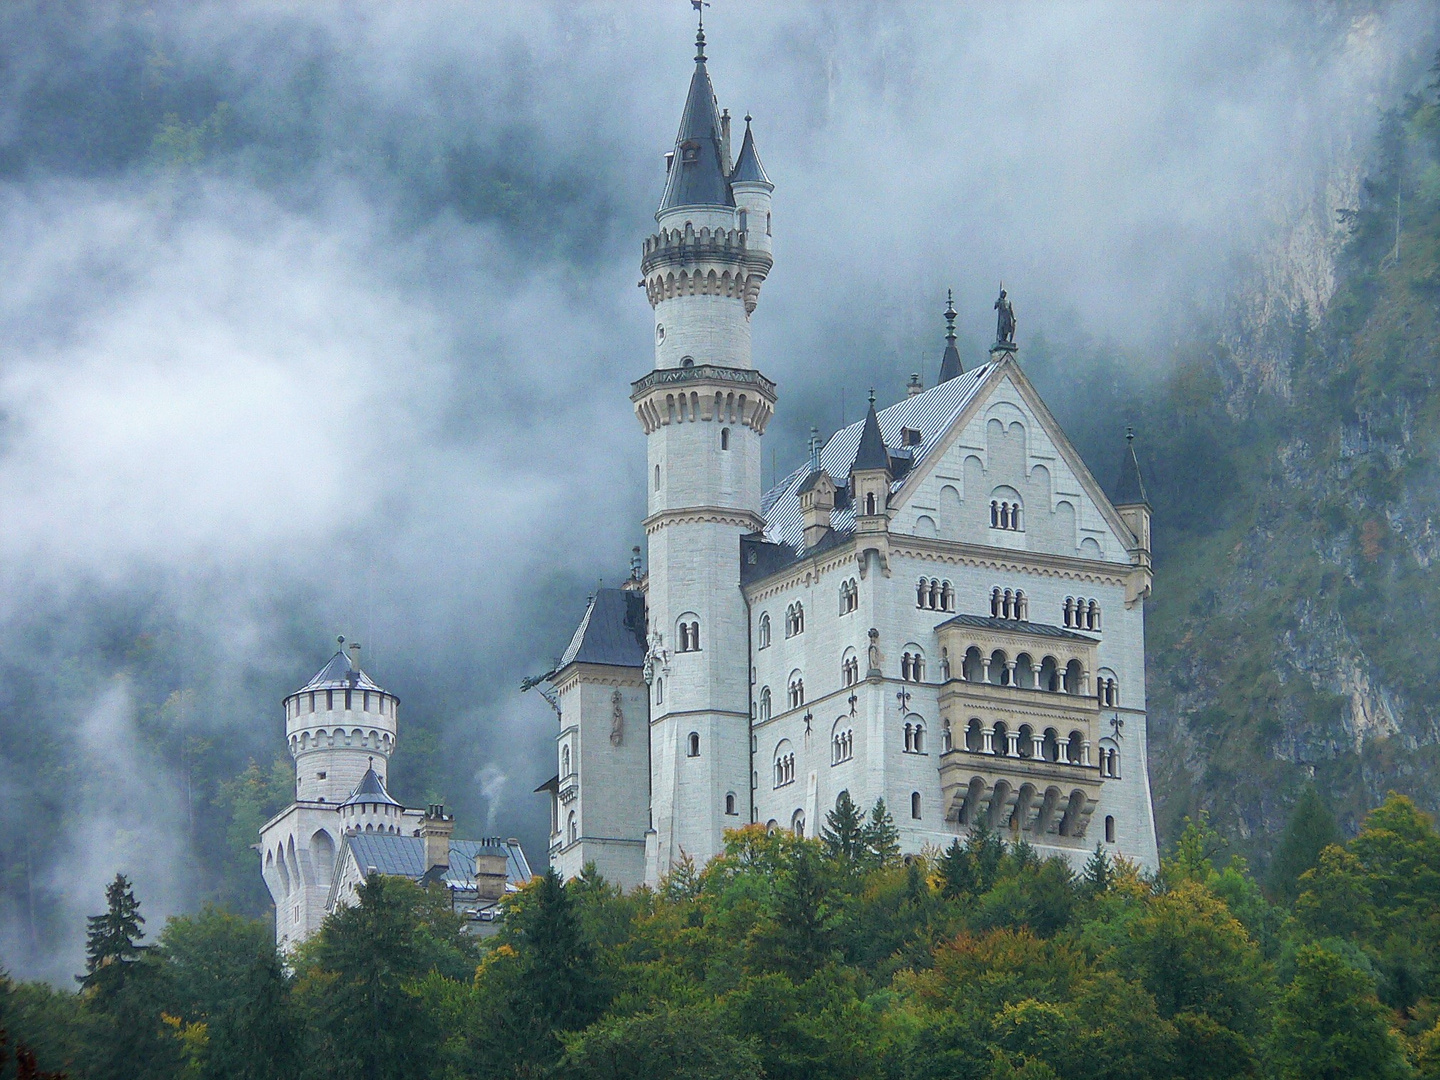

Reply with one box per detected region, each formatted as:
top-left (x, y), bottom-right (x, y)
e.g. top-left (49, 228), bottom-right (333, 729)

top-left (852, 395), bottom-right (890, 473)
top-left (657, 28), bottom-right (735, 213)
top-left (1112, 431), bottom-right (1149, 507)
top-left (341, 764), bottom-right (401, 810)
top-left (297, 650), bottom-right (384, 694)
top-left (729, 118), bottom-right (771, 187)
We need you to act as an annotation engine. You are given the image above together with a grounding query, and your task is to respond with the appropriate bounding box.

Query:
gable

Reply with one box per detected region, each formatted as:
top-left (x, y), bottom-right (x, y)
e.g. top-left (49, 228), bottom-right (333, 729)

top-left (891, 358), bottom-right (1134, 563)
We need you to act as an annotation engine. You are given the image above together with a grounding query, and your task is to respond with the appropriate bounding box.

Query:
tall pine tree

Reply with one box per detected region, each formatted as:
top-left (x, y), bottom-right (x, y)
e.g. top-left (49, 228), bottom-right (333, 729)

top-left (820, 790), bottom-right (866, 864)
top-left (78, 874), bottom-right (145, 998)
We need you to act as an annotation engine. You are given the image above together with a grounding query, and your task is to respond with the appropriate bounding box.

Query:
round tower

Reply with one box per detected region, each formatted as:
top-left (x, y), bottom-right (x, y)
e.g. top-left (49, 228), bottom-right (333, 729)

top-left (283, 640), bottom-right (399, 805)
top-left (338, 759), bottom-right (406, 835)
top-left (633, 23), bottom-right (776, 884)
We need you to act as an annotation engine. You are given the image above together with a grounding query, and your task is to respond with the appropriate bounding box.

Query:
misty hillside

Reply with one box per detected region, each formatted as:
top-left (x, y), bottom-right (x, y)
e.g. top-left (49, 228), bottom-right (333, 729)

top-left (1137, 79), bottom-right (1440, 864)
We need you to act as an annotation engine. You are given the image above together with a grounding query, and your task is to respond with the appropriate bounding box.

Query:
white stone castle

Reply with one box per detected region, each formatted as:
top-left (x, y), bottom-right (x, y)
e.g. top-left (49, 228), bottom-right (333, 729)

top-left (259, 641), bottom-right (532, 949)
top-left (539, 24), bottom-right (1160, 890)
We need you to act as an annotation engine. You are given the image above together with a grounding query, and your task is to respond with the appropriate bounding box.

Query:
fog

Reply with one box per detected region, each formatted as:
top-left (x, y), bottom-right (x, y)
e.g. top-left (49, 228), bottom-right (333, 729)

top-left (0, 0), bottom-right (1433, 982)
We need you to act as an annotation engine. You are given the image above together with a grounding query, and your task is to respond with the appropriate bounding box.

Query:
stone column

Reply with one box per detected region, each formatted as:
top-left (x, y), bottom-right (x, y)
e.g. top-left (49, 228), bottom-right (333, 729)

top-left (982, 726), bottom-right (995, 754)
top-left (1006, 730), bottom-right (1020, 756)
top-left (1082, 739), bottom-right (1092, 768)
top-left (1032, 733), bottom-right (1045, 759)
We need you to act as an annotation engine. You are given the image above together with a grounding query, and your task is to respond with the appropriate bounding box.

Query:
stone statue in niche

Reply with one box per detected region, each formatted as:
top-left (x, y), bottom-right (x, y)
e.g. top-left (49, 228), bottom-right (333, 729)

top-left (610, 689), bottom-right (624, 746)
top-left (866, 628), bottom-right (883, 678)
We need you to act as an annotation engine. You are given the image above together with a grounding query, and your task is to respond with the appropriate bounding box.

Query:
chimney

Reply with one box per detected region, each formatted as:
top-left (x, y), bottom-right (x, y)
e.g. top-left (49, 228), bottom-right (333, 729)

top-left (420, 804), bottom-right (454, 874)
top-left (720, 108), bottom-right (732, 174)
top-left (908, 372), bottom-right (923, 397)
top-left (473, 844), bottom-right (509, 903)
top-left (348, 640), bottom-right (362, 670)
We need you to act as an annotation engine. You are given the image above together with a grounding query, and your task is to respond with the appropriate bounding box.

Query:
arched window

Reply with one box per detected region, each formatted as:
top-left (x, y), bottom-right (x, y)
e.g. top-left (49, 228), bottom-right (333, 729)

top-left (1105, 815), bottom-right (1116, 843)
top-left (773, 741), bottom-right (795, 788)
top-left (687, 732), bottom-right (700, 758)
top-left (991, 587), bottom-right (1002, 617)
top-left (840, 579), bottom-right (858, 615)
top-left (1015, 589), bottom-right (1027, 620)
top-left (567, 811), bottom-right (577, 845)
top-left (677, 615), bottom-right (701, 652)
top-left (832, 720), bottom-right (853, 765)
top-left (791, 809), bottom-right (805, 837)
top-left (966, 718), bottom-right (984, 752)
top-left (655, 677), bottom-right (664, 705)
top-left (990, 488), bottom-right (1023, 531)
top-left (901, 647), bottom-right (924, 683)
top-left (866, 492), bottom-right (877, 515)
top-left (725, 792), bottom-right (738, 816)
top-left (561, 745), bottom-right (571, 778)
top-left (1097, 671), bottom-right (1119, 708)
top-left (993, 721), bottom-right (1010, 757)
top-left (911, 791), bottom-right (922, 820)
top-left (904, 718), bottom-right (926, 753)
top-left (654, 464), bottom-right (661, 490)
top-left (787, 672), bottom-right (805, 709)
top-left (758, 613), bottom-right (771, 649)
top-left (941, 581), bottom-right (954, 611)
top-left (721, 427), bottom-right (730, 450)
top-left (785, 603), bottom-right (805, 637)
top-left (842, 649), bottom-right (859, 687)
top-left (1088, 600), bottom-right (1100, 630)
top-left (759, 687), bottom-right (772, 722)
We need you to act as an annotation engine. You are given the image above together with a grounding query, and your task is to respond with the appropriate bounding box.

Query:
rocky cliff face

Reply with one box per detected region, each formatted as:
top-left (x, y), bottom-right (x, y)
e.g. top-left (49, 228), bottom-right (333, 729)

top-left (1140, 61), bottom-right (1440, 864)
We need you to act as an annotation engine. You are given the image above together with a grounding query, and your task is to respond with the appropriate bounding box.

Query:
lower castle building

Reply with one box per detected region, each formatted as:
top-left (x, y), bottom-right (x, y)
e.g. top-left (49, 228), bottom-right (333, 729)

top-left (537, 24), bottom-right (1160, 889)
top-left (258, 642), bottom-right (532, 949)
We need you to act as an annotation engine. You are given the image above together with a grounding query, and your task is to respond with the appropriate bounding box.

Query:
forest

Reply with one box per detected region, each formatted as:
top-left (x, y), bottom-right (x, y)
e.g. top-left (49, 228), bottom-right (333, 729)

top-left (3, 788), bottom-right (1439, 1080)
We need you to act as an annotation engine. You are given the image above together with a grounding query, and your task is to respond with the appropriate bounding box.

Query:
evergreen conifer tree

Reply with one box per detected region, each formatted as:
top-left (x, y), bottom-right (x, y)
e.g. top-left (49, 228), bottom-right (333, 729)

top-left (1083, 843), bottom-right (1112, 895)
top-left (939, 837), bottom-right (977, 898)
top-left (966, 822), bottom-right (1006, 894)
top-left (820, 790), bottom-right (866, 864)
top-left (1268, 784), bottom-right (1340, 905)
top-left (78, 873), bottom-right (146, 997)
top-left (861, 798), bottom-right (900, 866)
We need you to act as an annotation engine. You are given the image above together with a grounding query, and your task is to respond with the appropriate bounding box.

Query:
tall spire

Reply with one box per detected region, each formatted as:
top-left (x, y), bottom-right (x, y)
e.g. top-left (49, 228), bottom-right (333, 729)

top-left (1113, 427), bottom-right (1149, 507)
top-left (657, 17), bottom-right (734, 214)
top-left (853, 389), bottom-right (890, 473)
top-left (938, 288), bottom-right (964, 382)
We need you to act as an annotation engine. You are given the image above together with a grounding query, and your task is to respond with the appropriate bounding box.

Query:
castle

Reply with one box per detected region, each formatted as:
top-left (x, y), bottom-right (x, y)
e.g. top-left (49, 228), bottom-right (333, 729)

top-left (258, 641), bottom-right (532, 949)
top-left (539, 23), bottom-right (1160, 890)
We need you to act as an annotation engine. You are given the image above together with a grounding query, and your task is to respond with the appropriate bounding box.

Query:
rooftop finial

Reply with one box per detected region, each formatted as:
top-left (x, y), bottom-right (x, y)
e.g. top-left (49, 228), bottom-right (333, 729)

top-left (1126, 426), bottom-right (1135, 443)
top-left (692, 0), bottom-right (710, 59)
top-left (944, 289), bottom-right (957, 345)
top-left (868, 387), bottom-right (876, 407)
top-left (808, 426), bottom-right (821, 471)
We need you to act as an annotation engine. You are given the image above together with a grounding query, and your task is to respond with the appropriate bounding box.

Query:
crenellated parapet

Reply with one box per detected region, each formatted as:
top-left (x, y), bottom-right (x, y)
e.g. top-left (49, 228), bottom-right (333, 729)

top-left (631, 363), bottom-right (776, 434)
top-left (641, 223), bottom-right (773, 314)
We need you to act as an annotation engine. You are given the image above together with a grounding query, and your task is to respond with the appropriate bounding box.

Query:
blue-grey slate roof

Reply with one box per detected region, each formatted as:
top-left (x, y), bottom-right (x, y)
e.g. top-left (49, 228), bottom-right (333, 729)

top-left (346, 833), bottom-right (533, 891)
top-left (852, 400), bottom-right (891, 473)
top-left (730, 121), bottom-right (770, 186)
top-left (934, 613), bottom-right (1097, 642)
top-left (341, 766), bottom-right (401, 809)
top-left (1112, 435), bottom-right (1149, 507)
top-left (558, 589), bottom-right (647, 670)
top-left (299, 651), bottom-right (384, 693)
top-left (761, 364), bottom-right (992, 554)
top-left (658, 34), bottom-right (735, 213)
top-left (939, 340), bottom-right (964, 382)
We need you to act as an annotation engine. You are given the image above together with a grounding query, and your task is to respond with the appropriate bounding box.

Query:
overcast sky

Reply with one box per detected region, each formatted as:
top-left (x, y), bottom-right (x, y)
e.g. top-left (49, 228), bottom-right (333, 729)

top-left (0, 0), bottom-right (1434, 982)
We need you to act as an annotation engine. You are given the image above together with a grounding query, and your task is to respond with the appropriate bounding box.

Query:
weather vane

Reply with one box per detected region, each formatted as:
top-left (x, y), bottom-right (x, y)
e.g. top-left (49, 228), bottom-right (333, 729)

top-left (692, 0), bottom-right (710, 28)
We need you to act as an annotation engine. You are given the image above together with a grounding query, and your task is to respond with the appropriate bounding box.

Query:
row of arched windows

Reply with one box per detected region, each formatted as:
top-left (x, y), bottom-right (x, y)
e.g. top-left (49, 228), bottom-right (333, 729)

top-left (785, 603), bottom-right (805, 637)
top-left (842, 655), bottom-right (860, 686)
top-left (840, 579), bottom-right (859, 615)
top-left (1064, 597), bottom-right (1101, 630)
top-left (916, 577), bottom-right (955, 611)
top-left (990, 499), bottom-right (1023, 531)
top-left (991, 587), bottom-right (1028, 620)
top-left (959, 646), bottom-right (1085, 693)
top-left (832, 727), bottom-right (853, 764)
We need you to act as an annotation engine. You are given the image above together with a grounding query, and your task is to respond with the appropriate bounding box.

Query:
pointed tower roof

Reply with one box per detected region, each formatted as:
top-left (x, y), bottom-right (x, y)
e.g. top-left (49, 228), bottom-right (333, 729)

top-left (938, 289), bottom-right (963, 382)
top-left (657, 26), bottom-right (735, 214)
top-left (729, 115), bottom-right (771, 187)
top-left (341, 762), bottom-right (401, 809)
top-left (298, 647), bottom-right (384, 694)
top-left (852, 391), bottom-right (890, 473)
top-left (1112, 429), bottom-right (1149, 507)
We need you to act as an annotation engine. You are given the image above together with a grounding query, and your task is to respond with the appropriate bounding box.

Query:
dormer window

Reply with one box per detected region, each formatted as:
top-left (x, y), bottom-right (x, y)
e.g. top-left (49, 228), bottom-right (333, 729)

top-left (901, 427), bottom-right (922, 447)
top-left (680, 140), bottom-right (700, 164)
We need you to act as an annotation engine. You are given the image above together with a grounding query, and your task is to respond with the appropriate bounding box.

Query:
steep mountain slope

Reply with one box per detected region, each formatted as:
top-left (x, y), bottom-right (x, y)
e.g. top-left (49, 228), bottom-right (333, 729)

top-left (1139, 69), bottom-right (1440, 864)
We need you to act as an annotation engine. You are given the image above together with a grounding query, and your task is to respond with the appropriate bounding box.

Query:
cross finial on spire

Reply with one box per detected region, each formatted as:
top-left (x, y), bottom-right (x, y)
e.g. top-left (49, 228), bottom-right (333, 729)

top-left (868, 387), bottom-right (876, 406)
top-left (944, 288), bottom-right (957, 345)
